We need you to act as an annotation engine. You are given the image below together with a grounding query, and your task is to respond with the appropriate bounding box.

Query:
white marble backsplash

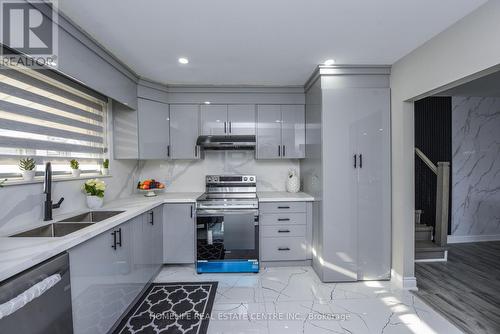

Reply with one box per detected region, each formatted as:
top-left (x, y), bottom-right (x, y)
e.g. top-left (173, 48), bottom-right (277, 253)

top-left (451, 96), bottom-right (500, 236)
top-left (138, 151), bottom-right (299, 192)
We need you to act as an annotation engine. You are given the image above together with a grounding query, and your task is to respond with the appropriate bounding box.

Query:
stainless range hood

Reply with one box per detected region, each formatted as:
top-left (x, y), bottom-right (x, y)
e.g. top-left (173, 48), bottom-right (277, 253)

top-left (196, 135), bottom-right (256, 150)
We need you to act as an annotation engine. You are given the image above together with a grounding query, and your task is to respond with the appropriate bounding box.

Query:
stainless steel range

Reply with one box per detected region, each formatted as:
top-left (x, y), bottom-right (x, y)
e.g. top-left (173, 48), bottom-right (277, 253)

top-left (196, 175), bottom-right (259, 273)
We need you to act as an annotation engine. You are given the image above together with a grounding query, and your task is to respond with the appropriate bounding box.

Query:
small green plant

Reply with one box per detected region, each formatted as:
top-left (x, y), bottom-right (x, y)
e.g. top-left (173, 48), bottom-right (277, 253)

top-left (82, 179), bottom-right (106, 198)
top-left (102, 159), bottom-right (109, 169)
top-left (19, 157), bottom-right (36, 171)
top-left (70, 159), bottom-right (79, 170)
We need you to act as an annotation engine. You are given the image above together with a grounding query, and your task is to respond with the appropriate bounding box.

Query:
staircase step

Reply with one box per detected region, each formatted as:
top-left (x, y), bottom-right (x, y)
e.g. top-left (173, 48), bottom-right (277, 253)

top-left (415, 240), bottom-right (447, 261)
top-left (415, 224), bottom-right (433, 241)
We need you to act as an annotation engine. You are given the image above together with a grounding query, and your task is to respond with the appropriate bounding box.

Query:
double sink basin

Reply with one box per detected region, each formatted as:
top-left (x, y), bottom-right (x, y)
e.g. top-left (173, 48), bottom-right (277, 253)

top-left (10, 211), bottom-right (124, 238)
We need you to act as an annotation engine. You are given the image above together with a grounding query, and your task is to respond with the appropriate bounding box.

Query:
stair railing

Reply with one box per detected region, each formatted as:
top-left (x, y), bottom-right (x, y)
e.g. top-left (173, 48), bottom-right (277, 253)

top-left (415, 148), bottom-right (450, 248)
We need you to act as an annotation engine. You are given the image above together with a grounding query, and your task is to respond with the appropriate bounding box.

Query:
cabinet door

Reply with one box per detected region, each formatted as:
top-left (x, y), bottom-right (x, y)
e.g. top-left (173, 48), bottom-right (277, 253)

top-left (170, 105), bottom-right (200, 159)
top-left (281, 105), bottom-right (305, 158)
top-left (356, 89), bottom-right (391, 280)
top-left (142, 211), bottom-right (155, 281)
top-left (256, 105), bottom-right (282, 159)
top-left (228, 105), bottom-right (255, 135)
top-left (68, 228), bottom-right (121, 334)
top-left (163, 203), bottom-right (195, 264)
top-left (137, 98), bottom-right (170, 159)
top-left (146, 206), bottom-right (164, 272)
top-left (200, 104), bottom-right (228, 135)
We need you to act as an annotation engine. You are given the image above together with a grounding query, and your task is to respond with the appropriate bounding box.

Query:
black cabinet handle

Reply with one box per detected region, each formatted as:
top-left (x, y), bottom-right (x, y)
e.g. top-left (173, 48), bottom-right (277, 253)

top-left (149, 211), bottom-right (154, 225)
top-left (224, 122), bottom-right (227, 133)
top-left (283, 145), bottom-right (286, 157)
top-left (190, 205), bottom-right (193, 218)
top-left (116, 228), bottom-right (122, 247)
top-left (167, 145), bottom-right (170, 157)
top-left (353, 154), bottom-right (357, 168)
top-left (277, 206), bottom-right (290, 209)
top-left (277, 218), bottom-right (290, 221)
top-left (278, 229), bottom-right (290, 233)
top-left (278, 145), bottom-right (281, 157)
top-left (195, 145), bottom-right (198, 157)
top-left (229, 122), bottom-right (232, 133)
top-left (278, 247), bottom-right (290, 251)
top-left (359, 154), bottom-right (363, 168)
top-left (111, 231), bottom-right (117, 250)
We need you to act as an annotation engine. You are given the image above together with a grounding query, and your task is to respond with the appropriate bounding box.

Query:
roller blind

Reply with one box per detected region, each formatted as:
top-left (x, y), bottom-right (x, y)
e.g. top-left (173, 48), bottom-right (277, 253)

top-left (0, 64), bottom-right (108, 177)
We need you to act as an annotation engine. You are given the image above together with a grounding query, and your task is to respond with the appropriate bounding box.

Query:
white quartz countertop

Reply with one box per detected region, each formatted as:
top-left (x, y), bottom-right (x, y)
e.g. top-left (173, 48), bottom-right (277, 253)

top-left (257, 191), bottom-right (314, 202)
top-left (0, 192), bottom-right (201, 282)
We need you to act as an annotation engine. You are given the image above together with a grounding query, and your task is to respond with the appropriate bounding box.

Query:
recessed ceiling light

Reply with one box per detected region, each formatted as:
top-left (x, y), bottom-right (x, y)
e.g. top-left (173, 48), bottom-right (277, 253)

top-left (324, 59), bottom-right (335, 66)
top-left (204, 101), bottom-right (211, 105)
top-left (178, 57), bottom-right (189, 64)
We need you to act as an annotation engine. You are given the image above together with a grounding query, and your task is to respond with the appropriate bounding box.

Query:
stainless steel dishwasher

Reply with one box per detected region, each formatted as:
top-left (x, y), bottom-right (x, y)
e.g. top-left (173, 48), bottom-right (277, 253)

top-left (0, 253), bottom-right (73, 334)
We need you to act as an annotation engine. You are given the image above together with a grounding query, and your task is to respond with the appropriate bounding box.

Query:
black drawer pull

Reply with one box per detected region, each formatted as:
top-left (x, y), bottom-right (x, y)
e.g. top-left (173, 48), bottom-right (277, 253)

top-left (111, 231), bottom-right (117, 250)
top-left (277, 218), bottom-right (290, 221)
top-left (277, 206), bottom-right (290, 209)
top-left (116, 228), bottom-right (122, 247)
top-left (278, 247), bottom-right (290, 251)
top-left (278, 229), bottom-right (290, 233)
top-left (149, 211), bottom-right (154, 225)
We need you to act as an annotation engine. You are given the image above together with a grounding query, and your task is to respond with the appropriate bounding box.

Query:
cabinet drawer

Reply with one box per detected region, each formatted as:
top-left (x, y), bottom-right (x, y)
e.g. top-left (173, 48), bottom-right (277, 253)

top-left (260, 202), bottom-right (306, 213)
top-left (261, 225), bottom-right (306, 237)
top-left (261, 237), bottom-right (307, 261)
top-left (260, 213), bottom-right (306, 226)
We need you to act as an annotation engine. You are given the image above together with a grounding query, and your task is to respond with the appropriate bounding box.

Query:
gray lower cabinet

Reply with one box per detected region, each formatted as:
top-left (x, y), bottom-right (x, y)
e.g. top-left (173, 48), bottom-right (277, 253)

top-left (256, 105), bottom-right (305, 159)
top-left (163, 203), bottom-right (195, 264)
top-left (138, 98), bottom-right (170, 159)
top-left (260, 201), bottom-right (312, 262)
top-left (169, 104), bottom-right (200, 159)
top-left (69, 208), bottom-right (163, 334)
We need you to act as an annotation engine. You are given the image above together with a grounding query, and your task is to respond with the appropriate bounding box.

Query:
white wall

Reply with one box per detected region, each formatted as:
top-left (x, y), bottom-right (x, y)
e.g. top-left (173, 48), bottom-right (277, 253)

top-left (390, 1), bottom-right (500, 287)
top-left (451, 96), bottom-right (500, 240)
top-left (138, 152), bottom-right (299, 192)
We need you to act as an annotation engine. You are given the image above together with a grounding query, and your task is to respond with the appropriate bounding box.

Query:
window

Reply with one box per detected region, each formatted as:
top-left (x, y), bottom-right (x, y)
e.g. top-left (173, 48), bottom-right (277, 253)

top-left (0, 63), bottom-right (108, 178)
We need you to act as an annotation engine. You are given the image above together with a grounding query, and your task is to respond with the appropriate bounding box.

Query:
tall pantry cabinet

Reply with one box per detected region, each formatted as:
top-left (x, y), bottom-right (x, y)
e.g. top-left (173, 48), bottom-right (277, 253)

top-left (301, 65), bottom-right (391, 282)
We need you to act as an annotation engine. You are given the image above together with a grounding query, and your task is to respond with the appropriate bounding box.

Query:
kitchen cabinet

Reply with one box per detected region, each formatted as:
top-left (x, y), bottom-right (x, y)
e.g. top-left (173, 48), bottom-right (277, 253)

top-left (163, 203), bottom-right (195, 264)
top-left (201, 104), bottom-right (256, 136)
top-left (170, 104), bottom-right (200, 159)
top-left (137, 98), bottom-right (170, 159)
top-left (256, 105), bottom-right (305, 159)
top-left (228, 105), bottom-right (256, 135)
top-left (259, 201), bottom-right (312, 262)
top-left (69, 210), bottom-right (163, 334)
top-left (200, 104), bottom-right (227, 135)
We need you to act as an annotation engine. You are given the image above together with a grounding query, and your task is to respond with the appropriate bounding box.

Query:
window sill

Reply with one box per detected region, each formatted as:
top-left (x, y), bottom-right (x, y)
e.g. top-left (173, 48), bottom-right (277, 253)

top-left (0, 174), bottom-right (112, 187)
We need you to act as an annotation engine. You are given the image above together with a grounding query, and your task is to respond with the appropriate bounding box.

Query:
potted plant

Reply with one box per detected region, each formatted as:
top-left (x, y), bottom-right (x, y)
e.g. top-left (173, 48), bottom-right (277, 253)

top-left (102, 159), bottom-right (109, 175)
top-left (19, 157), bottom-right (36, 181)
top-left (70, 159), bottom-right (80, 177)
top-left (82, 179), bottom-right (106, 209)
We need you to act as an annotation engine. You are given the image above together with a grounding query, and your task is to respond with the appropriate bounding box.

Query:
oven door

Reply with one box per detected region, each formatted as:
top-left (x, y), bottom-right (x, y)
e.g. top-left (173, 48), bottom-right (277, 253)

top-left (196, 209), bottom-right (259, 270)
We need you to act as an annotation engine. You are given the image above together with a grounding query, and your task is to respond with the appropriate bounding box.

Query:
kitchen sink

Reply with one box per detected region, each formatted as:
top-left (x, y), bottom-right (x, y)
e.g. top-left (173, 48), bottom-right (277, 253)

top-left (10, 223), bottom-right (94, 238)
top-left (58, 210), bottom-right (124, 223)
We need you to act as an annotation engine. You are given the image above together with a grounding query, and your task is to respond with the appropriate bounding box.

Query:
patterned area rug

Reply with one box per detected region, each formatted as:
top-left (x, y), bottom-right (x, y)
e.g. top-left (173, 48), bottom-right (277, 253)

top-left (114, 282), bottom-right (218, 334)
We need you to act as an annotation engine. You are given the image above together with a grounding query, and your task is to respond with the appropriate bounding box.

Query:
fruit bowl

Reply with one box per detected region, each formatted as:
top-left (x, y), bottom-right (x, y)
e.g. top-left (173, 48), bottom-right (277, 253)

top-left (137, 179), bottom-right (165, 197)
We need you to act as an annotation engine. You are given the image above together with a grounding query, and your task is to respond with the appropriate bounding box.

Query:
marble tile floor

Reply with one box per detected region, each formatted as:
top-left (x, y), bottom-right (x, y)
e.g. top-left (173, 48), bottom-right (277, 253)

top-left (154, 265), bottom-right (462, 334)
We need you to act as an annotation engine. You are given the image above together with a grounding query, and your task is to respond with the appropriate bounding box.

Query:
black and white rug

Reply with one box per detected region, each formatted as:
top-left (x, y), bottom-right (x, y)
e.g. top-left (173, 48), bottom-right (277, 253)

top-left (114, 282), bottom-right (218, 334)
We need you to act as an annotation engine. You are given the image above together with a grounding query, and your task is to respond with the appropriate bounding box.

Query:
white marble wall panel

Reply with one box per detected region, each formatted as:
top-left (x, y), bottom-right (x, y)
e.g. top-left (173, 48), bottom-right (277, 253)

top-left (138, 151), bottom-right (300, 192)
top-left (452, 96), bottom-right (500, 236)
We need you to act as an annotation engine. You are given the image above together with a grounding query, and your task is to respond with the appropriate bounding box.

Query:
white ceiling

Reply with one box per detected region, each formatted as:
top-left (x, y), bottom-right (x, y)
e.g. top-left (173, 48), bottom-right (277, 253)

top-left (59, 0), bottom-right (487, 86)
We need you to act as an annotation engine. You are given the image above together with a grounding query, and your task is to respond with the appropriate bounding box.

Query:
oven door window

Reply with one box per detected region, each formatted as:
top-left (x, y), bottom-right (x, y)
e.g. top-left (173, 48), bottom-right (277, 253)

top-left (197, 213), bottom-right (258, 261)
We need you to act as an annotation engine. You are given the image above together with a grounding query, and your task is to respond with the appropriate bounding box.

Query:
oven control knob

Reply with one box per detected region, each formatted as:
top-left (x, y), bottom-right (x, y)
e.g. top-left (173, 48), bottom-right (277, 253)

top-left (244, 177), bottom-right (248, 181)
top-left (250, 177), bottom-right (254, 181)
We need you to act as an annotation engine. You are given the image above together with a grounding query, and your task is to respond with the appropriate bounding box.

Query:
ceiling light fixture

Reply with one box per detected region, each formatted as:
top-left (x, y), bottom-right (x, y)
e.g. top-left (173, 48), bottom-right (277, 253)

top-left (178, 57), bottom-right (189, 64)
top-left (204, 101), bottom-right (211, 105)
top-left (324, 59), bottom-right (335, 66)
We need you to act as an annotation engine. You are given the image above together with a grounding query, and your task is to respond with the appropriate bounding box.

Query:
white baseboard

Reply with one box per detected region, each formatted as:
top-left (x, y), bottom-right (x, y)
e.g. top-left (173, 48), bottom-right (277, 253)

top-left (391, 269), bottom-right (418, 291)
top-left (415, 250), bottom-right (448, 263)
top-left (448, 234), bottom-right (500, 243)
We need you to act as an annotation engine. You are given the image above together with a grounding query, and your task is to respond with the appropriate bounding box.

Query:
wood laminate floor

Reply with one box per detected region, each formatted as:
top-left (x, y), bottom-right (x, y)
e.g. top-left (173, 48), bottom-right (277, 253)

top-left (415, 241), bottom-right (500, 334)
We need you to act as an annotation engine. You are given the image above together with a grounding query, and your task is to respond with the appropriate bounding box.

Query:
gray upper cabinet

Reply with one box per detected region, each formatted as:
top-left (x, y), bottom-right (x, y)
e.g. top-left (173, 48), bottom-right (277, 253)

top-left (137, 98), bottom-right (170, 159)
top-left (256, 105), bottom-right (282, 159)
top-left (170, 105), bottom-right (200, 159)
top-left (257, 104), bottom-right (305, 159)
top-left (163, 203), bottom-right (195, 264)
top-left (200, 104), bottom-right (228, 135)
top-left (228, 105), bottom-right (256, 135)
top-left (281, 105), bottom-right (305, 158)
